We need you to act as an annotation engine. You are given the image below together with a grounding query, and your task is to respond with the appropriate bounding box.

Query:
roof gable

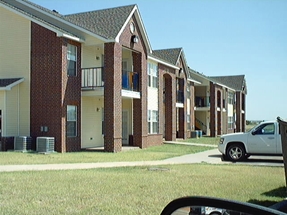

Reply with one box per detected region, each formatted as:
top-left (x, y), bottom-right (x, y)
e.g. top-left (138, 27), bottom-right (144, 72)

top-left (64, 5), bottom-right (135, 40)
top-left (209, 75), bottom-right (247, 93)
top-left (152, 48), bottom-right (182, 65)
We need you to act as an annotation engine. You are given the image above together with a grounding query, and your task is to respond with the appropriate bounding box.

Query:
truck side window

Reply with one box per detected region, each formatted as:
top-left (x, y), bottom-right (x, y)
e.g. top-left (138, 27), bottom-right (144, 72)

top-left (255, 123), bottom-right (275, 135)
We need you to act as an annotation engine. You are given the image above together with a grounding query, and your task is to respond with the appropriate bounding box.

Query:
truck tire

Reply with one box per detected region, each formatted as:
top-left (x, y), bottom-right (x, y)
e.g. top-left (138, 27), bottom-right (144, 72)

top-left (226, 143), bottom-right (246, 162)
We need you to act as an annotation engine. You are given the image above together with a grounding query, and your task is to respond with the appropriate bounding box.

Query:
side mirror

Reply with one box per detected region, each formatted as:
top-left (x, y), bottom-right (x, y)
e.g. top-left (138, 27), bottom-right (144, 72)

top-left (251, 130), bottom-right (256, 135)
top-left (161, 196), bottom-right (286, 215)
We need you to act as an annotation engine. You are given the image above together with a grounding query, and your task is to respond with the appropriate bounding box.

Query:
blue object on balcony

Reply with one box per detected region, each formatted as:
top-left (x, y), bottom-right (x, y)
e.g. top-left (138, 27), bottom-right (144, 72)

top-left (122, 71), bottom-right (128, 89)
top-left (133, 73), bottom-right (139, 91)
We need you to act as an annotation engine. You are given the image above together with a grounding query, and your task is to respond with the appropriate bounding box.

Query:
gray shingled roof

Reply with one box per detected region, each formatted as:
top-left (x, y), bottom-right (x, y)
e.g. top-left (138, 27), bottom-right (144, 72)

top-left (152, 48), bottom-right (182, 65)
top-left (209, 75), bottom-right (246, 92)
top-left (1, 1), bottom-right (136, 41)
top-left (64, 5), bottom-right (136, 40)
top-left (0, 78), bottom-right (22, 87)
top-left (0, 0), bottom-right (80, 39)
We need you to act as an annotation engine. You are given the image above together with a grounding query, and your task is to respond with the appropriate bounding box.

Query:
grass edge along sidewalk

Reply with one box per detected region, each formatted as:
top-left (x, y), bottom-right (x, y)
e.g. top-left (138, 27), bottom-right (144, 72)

top-left (0, 142), bottom-right (215, 165)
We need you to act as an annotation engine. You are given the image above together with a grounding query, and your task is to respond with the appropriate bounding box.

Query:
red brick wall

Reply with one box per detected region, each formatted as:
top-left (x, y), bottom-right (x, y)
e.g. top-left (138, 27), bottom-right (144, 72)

top-left (147, 134), bottom-right (162, 147)
top-left (120, 15), bottom-right (147, 54)
top-left (132, 52), bottom-right (148, 148)
top-left (103, 14), bottom-right (150, 151)
top-left (104, 42), bottom-right (122, 152)
top-left (31, 23), bottom-right (81, 153)
top-left (160, 66), bottom-right (176, 141)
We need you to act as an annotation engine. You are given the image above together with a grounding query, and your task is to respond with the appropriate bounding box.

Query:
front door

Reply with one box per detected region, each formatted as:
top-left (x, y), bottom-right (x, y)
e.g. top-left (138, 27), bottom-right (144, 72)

top-left (122, 110), bottom-right (128, 145)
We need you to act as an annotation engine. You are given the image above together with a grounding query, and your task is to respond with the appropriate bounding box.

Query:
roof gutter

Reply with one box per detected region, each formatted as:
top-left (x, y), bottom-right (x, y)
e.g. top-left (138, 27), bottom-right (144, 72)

top-left (148, 56), bottom-right (179, 70)
top-left (212, 81), bottom-right (236, 92)
top-left (188, 78), bottom-right (201, 85)
top-left (56, 32), bottom-right (84, 42)
top-left (0, 78), bottom-right (24, 91)
top-left (11, 0), bottom-right (109, 43)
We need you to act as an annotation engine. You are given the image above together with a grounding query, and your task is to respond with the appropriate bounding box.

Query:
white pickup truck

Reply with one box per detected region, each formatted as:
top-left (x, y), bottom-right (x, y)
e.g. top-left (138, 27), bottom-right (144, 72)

top-left (218, 121), bottom-right (282, 162)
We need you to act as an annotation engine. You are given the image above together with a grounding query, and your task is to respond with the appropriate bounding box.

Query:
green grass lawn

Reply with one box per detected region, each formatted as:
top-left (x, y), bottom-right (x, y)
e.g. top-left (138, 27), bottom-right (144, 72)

top-left (0, 144), bottom-right (213, 165)
top-left (0, 164), bottom-right (285, 214)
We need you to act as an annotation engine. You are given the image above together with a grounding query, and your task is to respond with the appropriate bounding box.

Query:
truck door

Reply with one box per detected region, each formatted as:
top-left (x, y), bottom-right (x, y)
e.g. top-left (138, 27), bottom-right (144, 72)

top-left (247, 122), bottom-right (277, 154)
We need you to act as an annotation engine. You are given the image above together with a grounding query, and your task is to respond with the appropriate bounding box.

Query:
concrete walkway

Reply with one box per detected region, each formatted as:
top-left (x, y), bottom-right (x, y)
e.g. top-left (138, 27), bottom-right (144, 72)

top-left (0, 142), bottom-right (283, 172)
top-left (0, 145), bottom-right (221, 172)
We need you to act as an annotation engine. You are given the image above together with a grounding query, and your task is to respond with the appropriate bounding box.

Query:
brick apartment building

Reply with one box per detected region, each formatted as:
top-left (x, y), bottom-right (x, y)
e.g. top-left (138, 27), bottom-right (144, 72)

top-left (0, 0), bottom-right (247, 152)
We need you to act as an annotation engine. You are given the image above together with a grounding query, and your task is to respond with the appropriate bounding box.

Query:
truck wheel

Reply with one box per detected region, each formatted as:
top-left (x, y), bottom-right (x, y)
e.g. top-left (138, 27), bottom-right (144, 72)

top-left (226, 144), bottom-right (246, 162)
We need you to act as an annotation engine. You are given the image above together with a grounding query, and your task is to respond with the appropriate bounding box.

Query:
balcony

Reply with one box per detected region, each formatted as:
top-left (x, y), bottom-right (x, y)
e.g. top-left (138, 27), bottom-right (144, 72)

top-left (81, 67), bottom-right (139, 93)
top-left (122, 70), bottom-right (139, 92)
top-left (177, 90), bottom-right (184, 103)
top-left (82, 67), bottom-right (104, 90)
top-left (195, 96), bottom-right (210, 108)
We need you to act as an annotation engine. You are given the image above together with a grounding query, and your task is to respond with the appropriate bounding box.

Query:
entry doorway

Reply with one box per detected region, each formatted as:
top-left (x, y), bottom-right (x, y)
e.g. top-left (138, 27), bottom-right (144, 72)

top-left (122, 110), bottom-right (129, 145)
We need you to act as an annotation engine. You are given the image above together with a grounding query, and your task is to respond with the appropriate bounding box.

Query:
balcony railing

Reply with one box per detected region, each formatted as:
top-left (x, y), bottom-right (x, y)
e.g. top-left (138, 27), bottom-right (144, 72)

top-left (82, 67), bottom-right (139, 92)
top-left (122, 70), bottom-right (139, 92)
top-left (177, 90), bottom-right (184, 103)
top-left (195, 96), bottom-right (210, 107)
top-left (82, 67), bottom-right (104, 89)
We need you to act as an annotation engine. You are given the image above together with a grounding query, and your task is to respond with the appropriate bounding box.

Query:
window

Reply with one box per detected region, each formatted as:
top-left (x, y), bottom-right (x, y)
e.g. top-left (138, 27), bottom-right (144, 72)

top-left (228, 116), bottom-right (233, 129)
top-left (67, 105), bottom-right (77, 137)
top-left (228, 92), bottom-right (234, 105)
top-left (254, 123), bottom-right (275, 135)
top-left (148, 110), bottom-right (158, 134)
top-left (187, 98), bottom-right (191, 129)
top-left (148, 62), bottom-right (158, 88)
top-left (67, 44), bottom-right (77, 76)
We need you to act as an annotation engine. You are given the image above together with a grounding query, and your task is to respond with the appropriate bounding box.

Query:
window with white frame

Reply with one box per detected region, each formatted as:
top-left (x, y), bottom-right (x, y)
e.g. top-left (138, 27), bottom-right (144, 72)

top-left (228, 92), bottom-right (234, 104)
top-left (187, 98), bottom-right (191, 129)
top-left (67, 44), bottom-right (77, 76)
top-left (228, 116), bottom-right (233, 129)
top-left (67, 105), bottom-right (77, 137)
top-left (148, 110), bottom-right (158, 134)
top-left (148, 62), bottom-right (158, 88)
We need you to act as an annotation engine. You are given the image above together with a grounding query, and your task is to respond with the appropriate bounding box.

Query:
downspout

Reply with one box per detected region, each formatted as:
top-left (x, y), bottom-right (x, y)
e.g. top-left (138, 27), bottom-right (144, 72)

top-left (17, 85), bottom-right (20, 136)
top-left (3, 91), bottom-right (6, 137)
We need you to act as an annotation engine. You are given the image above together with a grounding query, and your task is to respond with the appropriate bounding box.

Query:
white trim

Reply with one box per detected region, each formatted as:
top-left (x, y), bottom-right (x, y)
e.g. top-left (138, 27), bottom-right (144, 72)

top-left (115, 6), bottom-right (137, 42)
top-left (148, 56), bottom-right (179, 70)
top-left (115, 5), bottom-right (152, 53)
top-left (176, 103), bottom-right (184, 108)
top-left (187, 78), bottom-right (201, 85)
top-left (121, 90), bottom-right (140, 99)
top-left (213, 82), bottom-right (236, 92)
top-left (56, 32), bottom-right (82, 42)
top-left (0, 78), bottom-right (24, 91)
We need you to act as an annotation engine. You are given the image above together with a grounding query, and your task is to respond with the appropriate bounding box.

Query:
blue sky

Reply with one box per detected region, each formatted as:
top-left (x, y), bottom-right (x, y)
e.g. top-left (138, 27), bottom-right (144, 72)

top-left (31, 0), bottom-right (287, 121)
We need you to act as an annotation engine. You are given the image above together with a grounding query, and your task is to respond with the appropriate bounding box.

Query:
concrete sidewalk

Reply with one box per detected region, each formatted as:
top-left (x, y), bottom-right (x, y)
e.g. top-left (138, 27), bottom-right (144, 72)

top-left (0, 148), bottom-right (221, 172)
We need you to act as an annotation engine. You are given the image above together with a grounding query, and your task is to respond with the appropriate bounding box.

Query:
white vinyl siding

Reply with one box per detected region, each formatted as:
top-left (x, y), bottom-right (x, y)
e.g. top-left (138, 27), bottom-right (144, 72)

top-left (81, 97), bottom-right (104, 148)
top-left (0, 7), bottom-right (31, 136)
